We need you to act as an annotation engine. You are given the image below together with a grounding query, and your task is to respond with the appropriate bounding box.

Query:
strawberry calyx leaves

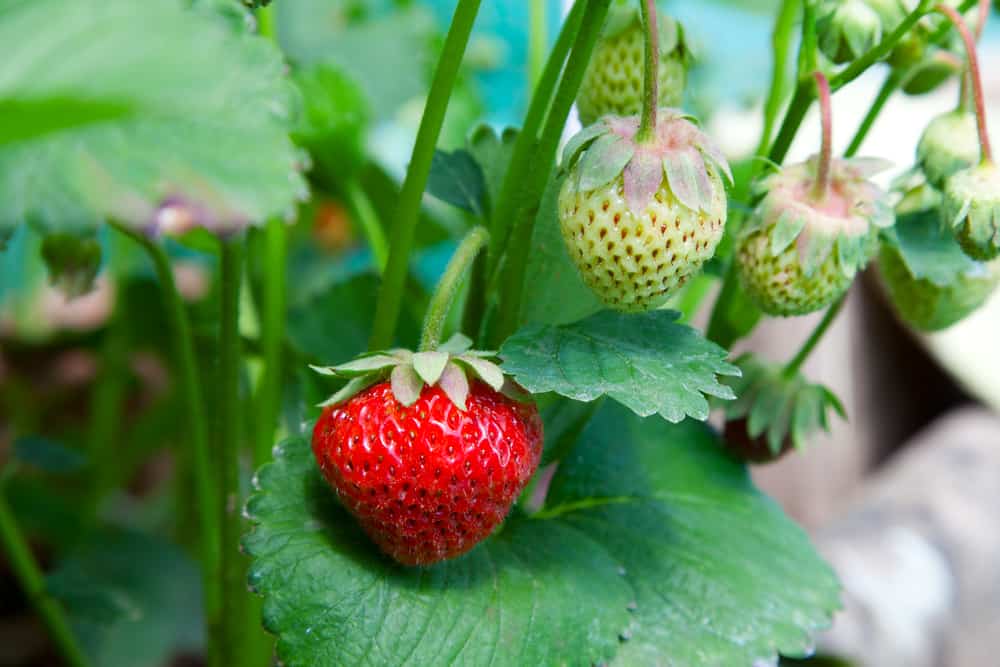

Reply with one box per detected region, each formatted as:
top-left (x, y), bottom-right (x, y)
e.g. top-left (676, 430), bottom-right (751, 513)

top-left (310, 333), bottom-right (509, 411)
top-left (743, 155), bottom-right (895, 278)
top-left (561, 110), bottom-right (732, 215)
top-left (720, 354), bottom-right (846, 456)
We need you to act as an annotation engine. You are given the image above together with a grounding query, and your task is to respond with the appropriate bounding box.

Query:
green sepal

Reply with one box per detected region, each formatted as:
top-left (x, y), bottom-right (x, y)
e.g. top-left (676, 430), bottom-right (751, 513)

top-left (721, 355), bottom-right (846, 455)
top-left (39, 231), bottom-right (103, 299)
top-left (800, 231), bottom-right (836, 278)
top-left (310, 334), bottom-right (510, 411)
top-left (770, 210), bottom-right (807, 255)
top-left (561, 122), bottom-right (611, 170)
top-left (577, 133), bottom-right (635, 192)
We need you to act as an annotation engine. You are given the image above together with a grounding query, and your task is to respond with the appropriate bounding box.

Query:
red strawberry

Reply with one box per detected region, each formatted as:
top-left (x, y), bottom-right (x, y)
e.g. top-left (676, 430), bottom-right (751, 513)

top-left (312, 376), bottom-right (542, 566)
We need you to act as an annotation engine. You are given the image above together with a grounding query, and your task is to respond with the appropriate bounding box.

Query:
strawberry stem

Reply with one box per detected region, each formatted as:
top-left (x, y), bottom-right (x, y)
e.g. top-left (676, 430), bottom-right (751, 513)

top-left (810, 71), bottom-right (833, 202)
top-left (782, 293), bottom-right (846, 379)
top-left (935, 3), bottom-right (992, 164)
top-left (420, 226), bottom-right (490, 351)
top-left (368, 0), bottom-right (483, 351)
top-left (637, 0), bottom-right (659, 142)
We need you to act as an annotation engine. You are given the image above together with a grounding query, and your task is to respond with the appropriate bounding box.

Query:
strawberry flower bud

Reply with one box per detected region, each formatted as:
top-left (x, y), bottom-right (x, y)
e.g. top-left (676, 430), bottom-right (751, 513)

top-left (917, 111), bottom-right (982, 188)
top-left (817, 0), bottom-right (883, 64)
top-left (944, 162), bottom-right (1000, 260)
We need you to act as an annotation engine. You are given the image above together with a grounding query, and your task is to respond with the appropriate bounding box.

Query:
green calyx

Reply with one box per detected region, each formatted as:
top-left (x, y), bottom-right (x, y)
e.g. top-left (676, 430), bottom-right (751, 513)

top-left (721, 354), bottom-right (846, 456)
top-left (311, 333), bottom-right (507, 411)
top-left (744, 156), bottom-right (894, 279)
top-left (39, 232), bottom-right (103, 298)
top-left (562, 111), bottom-right (732, 215)
top-left (817, 0), bottom-right (883, 64)
top-left (944, 162), bottom-right (1000, 260)
top-left (917, 111), bottom-right (981, 187)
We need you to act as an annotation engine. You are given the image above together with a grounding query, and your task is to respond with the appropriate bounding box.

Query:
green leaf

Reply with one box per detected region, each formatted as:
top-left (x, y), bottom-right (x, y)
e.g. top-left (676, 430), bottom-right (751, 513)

top-left (467, 125), bottom-right (517, 214)
top-left (519, 174), bottom-right (604, 326)
top-left (11, 436), bottom-right (87, 474)
top-left (426, 148), bottom-right (488, 217)
top-left (291, 63), bottom-right (369, 182)
top-left (500, 310), bottom-right (740, 423)
top-left (882, 207), bottom-right (978, 287)
top-left (245, 403), bottom-right (839, 667)
top-left (0, 0), bottom-right (305, 237)
top-left (48, 528), bottom-right (203, 667)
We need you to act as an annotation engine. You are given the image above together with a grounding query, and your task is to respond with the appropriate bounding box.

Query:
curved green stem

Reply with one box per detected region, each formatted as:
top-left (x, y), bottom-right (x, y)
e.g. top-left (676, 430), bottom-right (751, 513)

top-left (344, 179), bottom-right (388, 274)
top-left (846, 68), bottom-right (904, 157)
top-left (754, 0), bottom-right (799, 159)
top-left (637, 0), bottom-right (659, 142)
top-left (420, 226), bottom-right (489, 351)
top-left (111, 223), bottom-right (220, 667)
top-left (492, 0), bottom-right (613, 345)
top-left (488, 0), bottom-right (586, 275)
top-left (0, 493), bottom-right (91, 667)
top-left (217, 238), bottom-right (245, 667)
top-left (368, 0), bottom-right (482, 351)
top-left (782, 293), bottom-right (846, 378)
top-left (936, 2), bottom-right (993, 163)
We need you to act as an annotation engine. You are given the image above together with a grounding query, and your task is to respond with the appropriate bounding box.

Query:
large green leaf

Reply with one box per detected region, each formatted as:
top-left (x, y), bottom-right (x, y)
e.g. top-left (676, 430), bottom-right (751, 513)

top-left (518, 173), bottom-right (604, 326)
top-left (0, 0), bottom-right (305, 236)
top-left (882, 207), bottom-right (977, 287)
top-left (500, 310), bottom-right (741, 423)
top-left (244, 402), bottom-right (839, 667)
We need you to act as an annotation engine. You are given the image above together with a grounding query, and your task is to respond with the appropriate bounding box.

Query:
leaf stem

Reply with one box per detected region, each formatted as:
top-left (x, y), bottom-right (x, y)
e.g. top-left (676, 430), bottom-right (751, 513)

top-left (420, 226), bottom-right (489, 351)
top-left (492, 0), bottom-right (613, 345)
top-left (218, 238), bottom-right (246, 667)
top-left (754, 0), bottom-right (799, 159)
top-left (810, 72), bottom-right (833, 201)
top-left (936, 2), bottom-right (993, 163)
top-left (368, 0), bottom-right (482, 351)
top-left (528, 0), bottom-right (548, 87)
top-left (846, 67), bottom-right (904, 157)
top-left (637, 0), bottom-right (659, 142)
top-left (782, 293), bottom-right (846, 378)
top-left (0, 492), bottom-right (91, 667)
top-left (253, 219), bottom-right (285, 468)
top-left (111, 223), bottom-right (221, 667)
top-left (487, 0), bottom-right (586, 276)
top-left (344, 179), bottom-right (389, 274)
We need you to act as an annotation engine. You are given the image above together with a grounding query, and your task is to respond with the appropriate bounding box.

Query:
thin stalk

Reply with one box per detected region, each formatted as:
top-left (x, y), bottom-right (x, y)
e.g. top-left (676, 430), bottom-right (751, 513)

top-left (420, 226), bottom-right (489, 351)
top-left (810, 72), bottom-right (833, 201)
top-left (368, 0), bottom-right (482, 351)
top-left (492, 0), bottom-right (613, 344)
top-left (488, 0), bottom-right (587, 275)
top-left (782, 293), bottom-right (846, 378)
top-left (846, 67), bottom-right (904, 157)
top-left (253, 220), bottom-right (285, 468)
top-left (111, 223), bottom-right (221, 667)
top-left (754, 0), bottom-right (799, 158)
top-left (636, 0), bottom-right (659, 142)
top-left (528, 1), bottom-right (548, 87)
top-left (344, 179), bottom-right (389, 274)
top-left (217, 238), bottom-right (245, 667)
top-left (0, 493), bottom-right (91, 667)
top-left (936, 2), bottom-right (993, 163)
top-left (798, 0), bottom-right (820, 80)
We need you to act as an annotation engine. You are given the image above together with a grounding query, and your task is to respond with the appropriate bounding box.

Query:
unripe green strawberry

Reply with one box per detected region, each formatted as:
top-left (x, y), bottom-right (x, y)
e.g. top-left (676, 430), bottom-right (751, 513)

top-left (817, 0), bottom-right (883, 64)
top-left (736, 158), bottom-right (893, 316)
top-left (558, 112), bottom-right (731, 311)
top-left (576, 8), bottom-right (688, 126)
top-left (878, 242), bottom-right (1000, 330)
top-left (944, 162), bottom-right (1000, 260)
top-left (916, 111), bottom-right (980, 187)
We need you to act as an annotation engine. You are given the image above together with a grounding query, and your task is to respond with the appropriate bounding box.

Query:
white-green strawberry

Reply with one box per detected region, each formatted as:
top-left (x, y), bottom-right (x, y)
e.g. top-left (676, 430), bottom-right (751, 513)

top-left (943, 161), bottom-right (1000, 260)
top-left (576, 6), bottom-right (689, 126)
top-left (917, 111), bottom-right (981, 187)
top-left (736, 157), bottom-right (894, 316)
top-left (558, 111), bottom-right (731, 312)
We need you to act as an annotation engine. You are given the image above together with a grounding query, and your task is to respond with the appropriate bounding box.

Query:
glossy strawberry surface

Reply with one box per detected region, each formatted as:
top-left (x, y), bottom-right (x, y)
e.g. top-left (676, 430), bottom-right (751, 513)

top-left (312, 381), bottom-right (543, 566)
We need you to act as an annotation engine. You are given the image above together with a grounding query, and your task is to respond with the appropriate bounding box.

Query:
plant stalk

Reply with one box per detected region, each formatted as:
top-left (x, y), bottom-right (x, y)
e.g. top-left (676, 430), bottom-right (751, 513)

top-left (217, 238), bottom-right (246, 667)
top-left (492, 0), bottom-right (613, 344)
top-left (487, 0), bottom-right (586, 276)
top-left (111, 223), bottom-right (221, 667)
top-left (846, 67), bottom-right (904, 157)
top-left (368, 0), bottom-right (482, 351)
top-left (782, 293), bottom-right (846, 378)
top-left (0, 493), bottom-right (91, 667)
top-left (637, 0), bottom-right (659, 142)
top-left (528, 0), bottom-right (548, 87)
top-left (420, 226), bottom-right (489, 351)
top-left (810, 72), bottom-right (834, 201)
top-left (936, 2), bottom-right (993, 163)
top-left (344, 179), bottom-right (389, 274)
top-left (253, 219), bottom-right (286, 468)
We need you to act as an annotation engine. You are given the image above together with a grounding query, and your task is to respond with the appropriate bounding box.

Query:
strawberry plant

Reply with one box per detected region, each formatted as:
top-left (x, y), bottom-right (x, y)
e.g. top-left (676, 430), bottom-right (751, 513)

top-left (0, 0), bottom-right (995, 665)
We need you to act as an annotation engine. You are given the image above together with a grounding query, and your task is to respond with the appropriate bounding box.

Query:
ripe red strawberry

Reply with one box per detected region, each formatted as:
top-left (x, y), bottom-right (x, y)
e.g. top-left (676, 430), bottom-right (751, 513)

top-left (310, 336), bottom-right (542, 566)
